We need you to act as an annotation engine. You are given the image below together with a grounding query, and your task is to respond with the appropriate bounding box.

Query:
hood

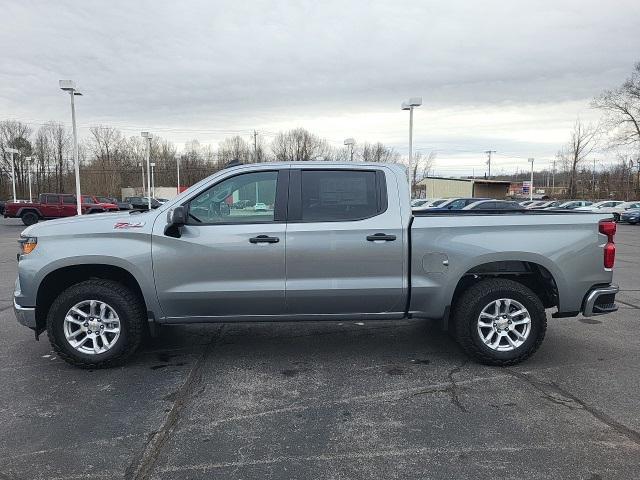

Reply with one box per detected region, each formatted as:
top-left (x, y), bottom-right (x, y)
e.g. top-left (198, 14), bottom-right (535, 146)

top-left (21, 210), bottom-right (159, 238)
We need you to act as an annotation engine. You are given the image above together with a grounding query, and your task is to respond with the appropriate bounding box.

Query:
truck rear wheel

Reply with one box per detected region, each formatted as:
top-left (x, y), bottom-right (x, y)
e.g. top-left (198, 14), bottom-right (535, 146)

top-left (452, 278), bottom-right (546, 366)
top-left (21, 211), bottom-right (39, 226)
top-left (46, 279), bottom-right (146, 368)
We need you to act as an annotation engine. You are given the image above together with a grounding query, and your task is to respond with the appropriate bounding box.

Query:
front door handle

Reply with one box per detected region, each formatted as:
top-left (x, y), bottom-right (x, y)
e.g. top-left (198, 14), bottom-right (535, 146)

top-left (366, 233), bottom-right (396, 242)
top-left (249, 235), bottom-right (280, 244)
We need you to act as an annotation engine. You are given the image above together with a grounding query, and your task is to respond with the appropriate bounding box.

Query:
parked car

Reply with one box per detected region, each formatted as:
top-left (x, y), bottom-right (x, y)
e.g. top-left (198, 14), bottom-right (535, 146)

top-left (254, 202), bottom-right (268, 211)
top-left (13, 162), bottom-right (619, 368)
top-left (95, 196), bottom-right (133, 211)
top-left (524, 201), bottom-right (549, 209)
top-left (608, 201), bottom-right (640, 221)
top-left (156, 198), bottom-right (170, 204)
top-left (124, 196), bottom-right (161, 210)
top-left (411, 199), bottom-right (430, 208)
top-left (4, 194), bottom-right (107, 226)
top-left (412, 198), bottom-right (450, 210)
top-left (575, 200), bottom-right (625, 213)
top-left (519, 200), bottom-right (536, 207)
top-left (81, 195), bottom-right (119, 212)
top-left (548, 200), bottom-right (593, 210)
top-left (462, 200), bottom-right (524, 210)
top-left (620, 209), bottom-right (640, 225)
top-left (430, 197), bottom-right (491, 210)
top-left (528, 201), bottom-right (562, 210)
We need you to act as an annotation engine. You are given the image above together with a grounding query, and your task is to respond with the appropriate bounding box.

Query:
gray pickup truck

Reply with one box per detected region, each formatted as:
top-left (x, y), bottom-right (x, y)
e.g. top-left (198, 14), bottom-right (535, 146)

top-left (13, 162), bottom-right (619, 368)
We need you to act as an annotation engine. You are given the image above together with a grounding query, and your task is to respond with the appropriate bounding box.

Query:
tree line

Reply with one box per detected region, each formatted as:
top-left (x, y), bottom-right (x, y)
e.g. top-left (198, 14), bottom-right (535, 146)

top-left (1, 62), bottom-right (639, 201)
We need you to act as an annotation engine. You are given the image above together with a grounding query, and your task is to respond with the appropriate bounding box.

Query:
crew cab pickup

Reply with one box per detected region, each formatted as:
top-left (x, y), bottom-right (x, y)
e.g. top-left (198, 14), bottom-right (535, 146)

top-left (13, 163), bottom-right (619, 368)
top-left (4, 193), bottom-right (109, 226)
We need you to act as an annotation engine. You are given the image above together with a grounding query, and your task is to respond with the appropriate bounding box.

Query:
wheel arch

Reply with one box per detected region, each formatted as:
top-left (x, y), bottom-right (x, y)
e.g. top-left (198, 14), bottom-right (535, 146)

top-left (450, 259), bottom-right (560, 313)
top-left (35, 264), bottom-right (148, 332)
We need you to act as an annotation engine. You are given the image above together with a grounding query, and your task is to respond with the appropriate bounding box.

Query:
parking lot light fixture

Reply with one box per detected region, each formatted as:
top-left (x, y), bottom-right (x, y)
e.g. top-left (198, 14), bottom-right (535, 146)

top-left (141, 132), bottom-right (153, 209)
top-left (344, 138), bottom-right (355, 161)
top-left (401, 97), bottom-right (422, 192)
top-left (59, 80), bottom-right (83, 215)
top-left (5, 147), bottom-right (19, 202)
top-left (138, 162), bottom-right (145, 197)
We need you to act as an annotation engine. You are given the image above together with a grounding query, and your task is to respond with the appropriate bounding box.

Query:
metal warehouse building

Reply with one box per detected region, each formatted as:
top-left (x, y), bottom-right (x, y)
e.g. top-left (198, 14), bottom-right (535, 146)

top-left (416, 177), bottom-right (511, 199)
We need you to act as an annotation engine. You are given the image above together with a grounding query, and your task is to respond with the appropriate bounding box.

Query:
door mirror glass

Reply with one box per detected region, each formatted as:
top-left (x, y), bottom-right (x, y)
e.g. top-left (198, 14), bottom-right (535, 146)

top-left (167, 206), bottom-right (186, 226)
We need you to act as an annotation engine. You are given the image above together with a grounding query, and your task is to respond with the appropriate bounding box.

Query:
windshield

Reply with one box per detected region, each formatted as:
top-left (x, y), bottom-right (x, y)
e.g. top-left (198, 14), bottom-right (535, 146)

top-left (430, 199), bottom-right (446, 207)
top-left (97, 197), bottom-right (113, 203)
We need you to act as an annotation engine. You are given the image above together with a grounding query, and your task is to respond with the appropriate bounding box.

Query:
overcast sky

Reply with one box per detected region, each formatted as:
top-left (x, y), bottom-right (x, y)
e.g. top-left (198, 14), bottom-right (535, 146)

top-left (1, 0), bottom-right (639, 175)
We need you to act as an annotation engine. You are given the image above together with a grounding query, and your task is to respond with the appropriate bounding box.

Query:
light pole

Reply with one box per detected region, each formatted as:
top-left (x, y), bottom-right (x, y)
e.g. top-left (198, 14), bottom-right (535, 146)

top-left (59, 80), bottom-right (83, 215)
top-left (138, 162), bottom-right (146, 196)
top-left (150, 162), bottom-right (156, 199)
top-left (528, 158), bottom-right (535, 201)
top-left (343, 138), bottom-right (355, 162)
top-left (25, 156), bottom-right (33, 202)
top-left (176, 154), bottom-right (181, 194)
top-left (141, 132), bottom-right (152, 209)
top-left (5, 147), bottom-right (18, 202)
top-left (401, 97), bottom-right (422, 193)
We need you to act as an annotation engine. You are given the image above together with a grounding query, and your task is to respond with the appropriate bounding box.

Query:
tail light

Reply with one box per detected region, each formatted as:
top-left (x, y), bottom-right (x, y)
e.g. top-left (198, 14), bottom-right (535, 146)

top-left (599, 220), bottom-right (616, 269)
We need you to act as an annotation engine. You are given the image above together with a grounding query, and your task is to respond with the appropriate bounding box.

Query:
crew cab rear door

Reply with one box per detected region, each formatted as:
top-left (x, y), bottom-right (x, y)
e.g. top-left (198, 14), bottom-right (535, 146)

top-left (152, 169), bottom-right (288, 320)
top-left (285, 168), bottom-right (405, 316)
top-left (41, 194), bottom-right (61, 217)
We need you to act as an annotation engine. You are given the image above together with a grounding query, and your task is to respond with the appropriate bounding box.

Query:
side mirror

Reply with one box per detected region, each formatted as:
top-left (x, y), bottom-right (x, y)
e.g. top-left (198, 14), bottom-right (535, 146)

top-left (164, 206), bottom-right (186, 237)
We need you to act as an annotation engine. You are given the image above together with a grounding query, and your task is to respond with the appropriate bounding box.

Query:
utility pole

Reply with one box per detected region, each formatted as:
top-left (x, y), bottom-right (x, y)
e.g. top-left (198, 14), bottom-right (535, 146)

top-left (6, 148), bottom-right (18, 202)
top-left (176, 154), bottom-right (181, 195)
top-left (485, 150), bottom-right (496, 178)
top-left (528, 158), bottom-right (534, 201)
top-left (141, 132), bottom-right (152, 209)
top-left (253, 130), bottom-right (258, 163)
top-left (552, 160), bottom-right (556, 193)
top-left (26, 156), bottom-right (33, 202)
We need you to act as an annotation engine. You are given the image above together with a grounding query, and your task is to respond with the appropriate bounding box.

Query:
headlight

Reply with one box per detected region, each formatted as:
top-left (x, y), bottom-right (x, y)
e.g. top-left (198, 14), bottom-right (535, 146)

top-left (18, 237), bottom-right (37, 255)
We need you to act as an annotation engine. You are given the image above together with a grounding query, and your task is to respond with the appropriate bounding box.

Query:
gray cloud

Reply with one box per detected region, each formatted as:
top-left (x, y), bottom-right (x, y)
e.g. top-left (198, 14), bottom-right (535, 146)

top-left (1, 0), bottom-right (639, 173)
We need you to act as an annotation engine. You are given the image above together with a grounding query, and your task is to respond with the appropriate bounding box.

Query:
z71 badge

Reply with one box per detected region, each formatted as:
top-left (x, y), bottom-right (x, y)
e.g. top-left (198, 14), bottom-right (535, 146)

top-left (113, 221), bottom-right (145, 229)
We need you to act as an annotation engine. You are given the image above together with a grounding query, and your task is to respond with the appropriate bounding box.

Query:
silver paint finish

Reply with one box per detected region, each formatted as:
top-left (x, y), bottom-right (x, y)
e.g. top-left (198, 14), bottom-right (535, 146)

top-left (13, 161), bottom-right (615, 330)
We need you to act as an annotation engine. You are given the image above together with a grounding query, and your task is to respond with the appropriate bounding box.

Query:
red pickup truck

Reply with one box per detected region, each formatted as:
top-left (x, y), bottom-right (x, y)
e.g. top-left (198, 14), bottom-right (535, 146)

top-left (4, 193), bottom-right (111, 226)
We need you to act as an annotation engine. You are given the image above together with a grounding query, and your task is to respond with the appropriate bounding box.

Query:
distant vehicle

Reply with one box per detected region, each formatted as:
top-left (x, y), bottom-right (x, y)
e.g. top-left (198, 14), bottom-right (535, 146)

top-left (82, 195), bottom-right (119, 212)
top-left (412, 198), bottom-right (450, 210)
top-left (524, 201), bottom-right (548, 209)
top-left (549, 200), bottom-right (594, 210)
top-left (608, 201), bottom-right (640, 221)
top-left (529, 201), bottom-right (562, 210)
top-left (156, 198), bottom-right (170, 204)
top-left (575, 201), bottom-right (625, 214)
top-left (254, 202), bottom-right (268, 211)
top-left (411, 199), bottom-right (430, 208)
top-left (463, 200), bottom-right (524, 210)
top-left (124, 196), bottom-right (161, 210)
top-left (620, 208), bottom-right (640, 225)
top-left (3, 193), bottom-right (107, 226)
top-left (96, 196), bottom-right (133, 210)
top-left (429, 197), bottom-right (491, 210)
top-left (519, 200), bottom-right (536, 207)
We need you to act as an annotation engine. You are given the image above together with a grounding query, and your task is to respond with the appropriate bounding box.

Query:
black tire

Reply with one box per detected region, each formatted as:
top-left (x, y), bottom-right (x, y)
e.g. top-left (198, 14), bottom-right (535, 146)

top-left (21, 211), bottom-right (39, 226)
top-left (46, 279), bottom-right (146, 368)
top-left (452, 278), bottom-right (547, 366)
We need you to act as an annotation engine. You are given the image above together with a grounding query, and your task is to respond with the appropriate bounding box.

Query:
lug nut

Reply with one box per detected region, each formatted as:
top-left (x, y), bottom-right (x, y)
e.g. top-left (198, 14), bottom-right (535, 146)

top-left (83, 322), bottom-right (89, 327)
top-left (87, 330), bottom-right (92, 334)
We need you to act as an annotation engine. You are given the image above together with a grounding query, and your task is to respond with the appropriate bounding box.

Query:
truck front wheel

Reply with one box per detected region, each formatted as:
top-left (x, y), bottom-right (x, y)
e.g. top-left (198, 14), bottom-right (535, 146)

top-left (21, 211), bottom-right (39, 226)
top-left (452, 278), bottom-right (547, 366)
top-left (46, 279), bottom-right (146, 368)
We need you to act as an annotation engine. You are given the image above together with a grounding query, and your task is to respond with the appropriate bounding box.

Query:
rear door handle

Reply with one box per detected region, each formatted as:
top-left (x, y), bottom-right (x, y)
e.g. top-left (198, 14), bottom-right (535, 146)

top-left (249, 235), bottom-right (280, 244)
top-left (366, 233), bottom-right (396, 242)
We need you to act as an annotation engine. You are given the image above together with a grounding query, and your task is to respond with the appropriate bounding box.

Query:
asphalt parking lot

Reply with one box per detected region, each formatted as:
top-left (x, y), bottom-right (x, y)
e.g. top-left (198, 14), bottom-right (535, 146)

top-left (0, 218), bottom-right (639, 480)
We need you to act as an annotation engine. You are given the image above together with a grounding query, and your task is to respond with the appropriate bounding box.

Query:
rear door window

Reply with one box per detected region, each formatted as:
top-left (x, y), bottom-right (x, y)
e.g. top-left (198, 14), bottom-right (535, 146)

top-left (62, 196), bottom-right (76, 204)
top-left (45, 195), bottom-right (60, 204)
top-left (299, 170), bottom-right (381, 222)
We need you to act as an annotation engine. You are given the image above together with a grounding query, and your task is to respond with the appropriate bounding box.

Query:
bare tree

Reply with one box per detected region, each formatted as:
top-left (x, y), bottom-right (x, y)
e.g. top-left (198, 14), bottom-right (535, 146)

top-left (410, 151), bottom-right (436, 193)
top-left (361, 142), bottom-right (401, 163)
top-left (218, 136), bottom-right (252, 165)
top-left (0, 120), bottom-right (33, 199)
top-left (593, 62), bottom-right (640, 149)
top-left (560, 119), bottom-right (599, 198)
top-left (271, 128), bottom-right (331, 162)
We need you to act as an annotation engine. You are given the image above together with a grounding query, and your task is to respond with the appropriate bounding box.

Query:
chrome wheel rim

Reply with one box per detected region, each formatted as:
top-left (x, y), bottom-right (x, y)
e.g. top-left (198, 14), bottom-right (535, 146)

top-left (477, 298), bottom-right (531, 352)
top-left (63, 300), bottom-right (121, 355)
